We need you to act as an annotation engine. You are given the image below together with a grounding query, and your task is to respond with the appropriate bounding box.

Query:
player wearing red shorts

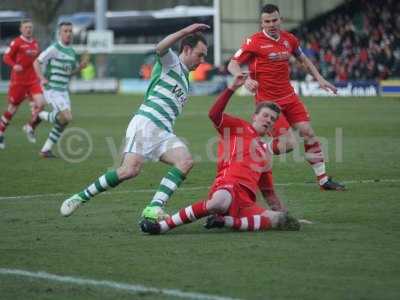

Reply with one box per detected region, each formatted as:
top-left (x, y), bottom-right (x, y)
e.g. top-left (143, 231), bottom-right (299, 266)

top-left (0, 19), bottom-right (46, 149)
top-left (228, 4), bottom-right (345, 192)
top-left (140, 75), bottom-right (300, 234)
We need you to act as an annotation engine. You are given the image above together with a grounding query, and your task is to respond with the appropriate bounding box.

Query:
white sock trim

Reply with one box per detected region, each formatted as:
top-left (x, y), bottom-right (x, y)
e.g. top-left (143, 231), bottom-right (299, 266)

top-left (224, 216), bottom-right (233, 227)
top-left (41, 139), bottom-right (54, 152)
top-left (171, 213), bottom-right (183, 226)
top-left (312, 162), bottom-right (326, 177)
top-left (185, 206), bottom-right (196, 221)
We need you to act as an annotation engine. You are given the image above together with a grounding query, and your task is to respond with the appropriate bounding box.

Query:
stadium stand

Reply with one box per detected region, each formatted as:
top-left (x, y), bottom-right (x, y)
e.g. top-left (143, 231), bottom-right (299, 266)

top-left (290, 0), bottom-right (400, 81)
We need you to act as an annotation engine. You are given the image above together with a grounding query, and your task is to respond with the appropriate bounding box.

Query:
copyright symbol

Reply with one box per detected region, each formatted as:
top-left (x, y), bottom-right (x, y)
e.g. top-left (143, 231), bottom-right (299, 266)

top-left (57, 127), bottom-right (93, 163)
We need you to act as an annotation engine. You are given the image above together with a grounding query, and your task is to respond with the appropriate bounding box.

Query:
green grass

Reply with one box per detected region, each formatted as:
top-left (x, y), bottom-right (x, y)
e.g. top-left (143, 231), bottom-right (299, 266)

top-left (0, 93), bottom-right (400, 300)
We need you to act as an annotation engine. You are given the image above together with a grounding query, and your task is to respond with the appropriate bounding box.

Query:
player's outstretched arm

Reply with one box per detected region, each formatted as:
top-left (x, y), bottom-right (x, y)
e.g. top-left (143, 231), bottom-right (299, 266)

top-left (208, 74), bottom-right (246, 126)
top-left (3, 42), bottom-right (23, 72)
top-left (33, 59), bottom-right (48, 85)
top-left (155, 23), bottom-right (210, 56)
top-left (227, 59), bottom-right (243, 76)
top-left (259, 179), bottom-right (288, 212)
top-left (298, 54), bottom-right (337, 94)
top-left (228, 59), bottom-right (258, 93)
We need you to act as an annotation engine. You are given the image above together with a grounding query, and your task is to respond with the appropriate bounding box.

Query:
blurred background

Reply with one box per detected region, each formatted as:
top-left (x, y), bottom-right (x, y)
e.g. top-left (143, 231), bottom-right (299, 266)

top-left (0, 0), bottom-right (399, 96)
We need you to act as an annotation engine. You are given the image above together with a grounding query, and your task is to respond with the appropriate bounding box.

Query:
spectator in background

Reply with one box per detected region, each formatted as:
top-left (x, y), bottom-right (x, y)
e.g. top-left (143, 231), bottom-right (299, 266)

top-left (190, 62), bottom-right (213, 81)
top-left (81, 54), bottom-right (96, 81)
top-left (290, 0), bottom-right (400, 81)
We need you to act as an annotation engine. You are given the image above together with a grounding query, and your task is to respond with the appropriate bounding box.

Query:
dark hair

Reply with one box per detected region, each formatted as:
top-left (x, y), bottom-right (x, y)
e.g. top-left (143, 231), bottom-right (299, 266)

top-left (254, 101), bottom-right (281, 116)
top-left (261, 4), bottom-right (280, 14)
top-left (179, 32), bottom-right (207, 53)
top-left (20, 19), bottom-right (32, 26)
top-left (59, 21), bottom-right (73, 27)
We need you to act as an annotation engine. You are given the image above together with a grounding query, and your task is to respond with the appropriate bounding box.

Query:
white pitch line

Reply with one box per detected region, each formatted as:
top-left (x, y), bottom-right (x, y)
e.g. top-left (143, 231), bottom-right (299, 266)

top-left (0, 178), bottom-right (399, 201)
top-left (0, 268), bottom-right (240, 300)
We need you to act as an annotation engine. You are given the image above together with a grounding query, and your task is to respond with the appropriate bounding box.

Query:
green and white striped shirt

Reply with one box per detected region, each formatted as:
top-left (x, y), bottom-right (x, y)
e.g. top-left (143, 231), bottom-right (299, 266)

top-left (38, 41), bottom-right (78, 92)
top-left (137, 49), bottom-right (190, 132)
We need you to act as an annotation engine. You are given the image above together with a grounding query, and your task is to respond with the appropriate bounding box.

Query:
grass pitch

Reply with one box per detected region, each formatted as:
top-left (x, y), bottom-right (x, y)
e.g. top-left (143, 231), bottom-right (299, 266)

top-left (0, 93), bottom-right (399, 300)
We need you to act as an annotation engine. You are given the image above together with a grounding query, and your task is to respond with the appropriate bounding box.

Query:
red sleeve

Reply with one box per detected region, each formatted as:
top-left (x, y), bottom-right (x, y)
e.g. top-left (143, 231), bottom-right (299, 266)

top-left (3, 39), bottom-right (18, 67)
top-left (290, 34), bottom-right (303, 58)
top-left (217, 114), bottom-right (244, 135)
top-left (208, 88), bottom-right (234, 127)
top-left (231, 35), bottom-right (258, 65)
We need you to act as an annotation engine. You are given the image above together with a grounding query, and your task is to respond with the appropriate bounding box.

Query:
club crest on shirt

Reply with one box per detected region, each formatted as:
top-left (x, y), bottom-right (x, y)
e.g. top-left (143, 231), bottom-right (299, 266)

top-left (283, 40), bottom-right (290, 49)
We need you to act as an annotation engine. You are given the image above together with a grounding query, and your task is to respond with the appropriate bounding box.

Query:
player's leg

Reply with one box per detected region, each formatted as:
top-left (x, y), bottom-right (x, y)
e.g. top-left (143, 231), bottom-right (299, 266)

top-left (205, 205), bottom-right (300, 231)
top-left (22, 83), bottom-right (46, 142)
top-left (261, 115), bottom-right (297, 205)
top-left (141, 144), bottom-right (194, 220)
top-left (40, 109), bottom-right (71, 157)
top-left (0, 84), bottom-right (26, 149)
top-left (284, 98), bottom-right (345, 190)
top-left (0, 103), bottom-right (18, 149)
top-left (37, 89), bottom-right (60, 124)
top-left (293, 120), bottom-right (345, 191)
top-left (39, 91), bottom-right (72, 157)
top-left (140, 189), bottom-right (232, 234)
top-left (60, 152), bottom-right (145, 217)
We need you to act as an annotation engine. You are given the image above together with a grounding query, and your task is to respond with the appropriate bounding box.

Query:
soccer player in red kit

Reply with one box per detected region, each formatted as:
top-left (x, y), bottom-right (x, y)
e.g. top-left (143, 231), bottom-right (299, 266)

top-left (228, 4), bottom-right (345, 193)
top-left (0, 19), bottom-right (46, 149)
top-left (140, 74), bottom-right (300, 234)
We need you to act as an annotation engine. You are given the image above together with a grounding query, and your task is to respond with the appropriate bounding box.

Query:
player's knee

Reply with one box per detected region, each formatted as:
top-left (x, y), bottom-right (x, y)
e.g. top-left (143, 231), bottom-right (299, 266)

top-left (117, 165), bottom-right (141, 180)
top-left (299, 127), bottom-right (315, 141)
top-left (206, 197), bottom-right (230, 214)
top-left (58, 112), bottom-right (72, 125)
top-left (8, 105), bottom-right (17, 114)
top-left (117, 159), bottom-right (142, 180)
top-left (285, 135), bottom-right (296, 152)
top-left (175, 157), bottom-right (194, 174)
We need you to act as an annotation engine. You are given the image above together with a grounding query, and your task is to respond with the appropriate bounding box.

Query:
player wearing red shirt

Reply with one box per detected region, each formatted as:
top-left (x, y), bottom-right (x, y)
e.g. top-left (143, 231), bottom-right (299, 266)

top-left (228, 4), bottom-right (345, 192)
top-left (0, 20), bottom-right (46, 149)
top-left (140, 75), bottom-right (300, 234)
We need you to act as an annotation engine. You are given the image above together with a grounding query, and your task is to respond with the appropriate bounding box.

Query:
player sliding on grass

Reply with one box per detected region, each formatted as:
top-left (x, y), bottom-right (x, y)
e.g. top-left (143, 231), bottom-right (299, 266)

top-left (60, 23), bottom-right (210, 218)
top-left (33, 22), bottom-right (88, 158)
top-left (228, 4), bottom-right (345, 196)
top-left (140, 74), bottom-right (300, 234)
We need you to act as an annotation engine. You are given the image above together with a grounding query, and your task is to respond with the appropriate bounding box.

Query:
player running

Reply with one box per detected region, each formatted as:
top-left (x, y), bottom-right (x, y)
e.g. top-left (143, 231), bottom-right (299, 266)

top-left (140, 74), bottom-right (300, 235)
top-left (228, 4), bottom-right (345, 195)
top-left (60, 23), bottom-right (210, 219)
top-left (32, 21), bottom-right (88, 158)
top-left (0, 19), bottom-right (46, 149)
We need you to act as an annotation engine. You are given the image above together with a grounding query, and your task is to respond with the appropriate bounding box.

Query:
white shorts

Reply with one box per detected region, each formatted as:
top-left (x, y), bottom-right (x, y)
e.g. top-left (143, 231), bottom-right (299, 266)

top-left (124, 114), bottom-right (188, 161)
top-left (44, 89), bottom-right (71, 112)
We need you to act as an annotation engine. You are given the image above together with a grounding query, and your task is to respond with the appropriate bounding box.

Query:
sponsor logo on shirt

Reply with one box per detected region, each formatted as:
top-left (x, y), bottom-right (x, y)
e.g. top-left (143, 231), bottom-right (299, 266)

top-left (172, 84), bottom-right (187, 105)
top-left (260, 44), bottom-right (273, 49)
top-left (268, 51), bottom-right (290, 61)
top-left (64, 64), bottom-right (73, 73)
top-left (25, 49), bottom-right (38, 57)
